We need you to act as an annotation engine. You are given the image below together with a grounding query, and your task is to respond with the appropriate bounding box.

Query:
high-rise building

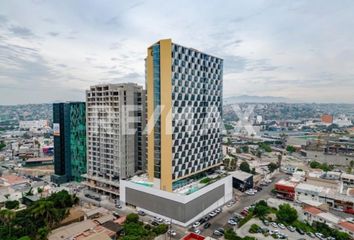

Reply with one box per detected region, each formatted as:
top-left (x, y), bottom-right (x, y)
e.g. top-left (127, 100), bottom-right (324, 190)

top-left (146, 39), bottom-right (223, 192)
top-left (51, 102), bottom-right (86, 184)
top-left (119, 40), bottom-right (229, 226)
top-left (83, 83), bottom-right (146, 197)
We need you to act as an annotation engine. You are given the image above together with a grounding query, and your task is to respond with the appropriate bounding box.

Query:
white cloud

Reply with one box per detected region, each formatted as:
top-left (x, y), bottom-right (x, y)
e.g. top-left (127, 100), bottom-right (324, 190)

top-left (0, 0), bottom-right (353, 104)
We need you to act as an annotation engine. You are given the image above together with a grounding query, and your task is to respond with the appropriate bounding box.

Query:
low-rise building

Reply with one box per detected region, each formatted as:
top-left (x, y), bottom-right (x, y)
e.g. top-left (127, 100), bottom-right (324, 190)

top-left (295, 183), bottom-right (324, 202)
top-left (231, 170), bottom-right (253, 192)
top-left (274, 179), bottom-right (298, 201)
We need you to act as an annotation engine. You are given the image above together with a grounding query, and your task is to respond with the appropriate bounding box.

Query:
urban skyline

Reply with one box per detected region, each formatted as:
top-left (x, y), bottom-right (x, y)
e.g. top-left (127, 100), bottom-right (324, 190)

top-left (1, 0), bottom-right (354, 105)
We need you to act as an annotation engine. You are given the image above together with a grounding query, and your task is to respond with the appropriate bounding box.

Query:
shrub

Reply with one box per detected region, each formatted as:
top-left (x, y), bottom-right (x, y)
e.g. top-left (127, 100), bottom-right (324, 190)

top-left (5, 200), bottom-right (19, 209)
top-left (249, 224), bottom-right (260, 233)
top-left (200, 177), bottom-right (211, 184)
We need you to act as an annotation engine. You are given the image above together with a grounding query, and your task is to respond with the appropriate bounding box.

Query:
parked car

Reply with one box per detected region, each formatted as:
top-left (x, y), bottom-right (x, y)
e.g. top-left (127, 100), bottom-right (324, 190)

top-left (287, 226), bottom-right (296, 232)
top-left (209, 211), bottom-right (217, 217)
top-left (167, 230), bottom-right (176, 236)
top-left (193, 221), bottom-right (201, 228)
top-left (138, 210), bottom-right (146, 216)
top-left (278, 223), bottom-right (286, 229)
top-left (194, 229), bottom-right (201, 234)
top-left (213, 230), bottom-right (223, 236)
top-left (271, 222), bottom-right (278, 228)
top-left (151, 221), bottom-right (159, 226)
top-left (315, 232), bottom-right (324, 239)
top-left (296, 228), bottom-right (305, 235)
top-left (153, 217), bottom-right (163, 223)
top-left (215, 208), bottom-right (222, 214)
top-left (203, 222), bottom-right (211, 229)
top-left (228, 219), bottom-right (237, 225)
top-left (262, 219), bottom-right (270, 226)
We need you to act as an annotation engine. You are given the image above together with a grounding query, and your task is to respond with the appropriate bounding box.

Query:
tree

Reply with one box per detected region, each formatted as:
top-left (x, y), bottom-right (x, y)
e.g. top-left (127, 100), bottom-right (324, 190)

top-left (286, 145), bottom-right (296, 153)
top-left (224, 228), bottom-right (242, 240)
top-left (37, 226), bottom-right (49, 240)
top-left (253, 200), bottom-right (270, 219)
top-left (0, 143), bottom-right (6, 151)
top-left (152, 224), bottom-right (168, 235)
top-left (224, 158), bottom-right (230, 170)
top-left (31, 200), bottom-right (60, 228)
top-left (230, 158), bottom-right (237, 171)
top-left (0, 209), bottom-right (16, 237)
top-left (258, 143), bottom-right (272, 152)
top-left (126, 213), bottom-right (139, 224)
top-left (5, 200), bottom-right (19, 210)
top-left (18, 237), bottom-right (31, 240)
top-left (350, 160), bottom-right (354, 168)
top-left (249, 224), bottom-right (260, 233)
top-left (241, 146), bottom-right (249, 153)
top-left (239, 161), bottom-right (251, 173)
top-left (276, 204), bottom-right (298, 224)
top-left (310, 161), bottom-right (321, 169)
top-left (268, 162), bottom-right (278, 173)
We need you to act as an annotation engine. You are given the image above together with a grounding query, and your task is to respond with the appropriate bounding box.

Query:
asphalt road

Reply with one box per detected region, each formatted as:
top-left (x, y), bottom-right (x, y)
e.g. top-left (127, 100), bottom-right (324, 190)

top-left (199, 172), bottom-right (287, 237)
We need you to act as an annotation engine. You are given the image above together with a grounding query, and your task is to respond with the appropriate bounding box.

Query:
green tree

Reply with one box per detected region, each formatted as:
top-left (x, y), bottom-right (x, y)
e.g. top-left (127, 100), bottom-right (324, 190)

top-left (37, 226), bottom-right (49, 240)
top-left (241, 146), bottom-right (249, 153)
top-left (0, 143), bottom-right (6, 151)
top-left (5, 200), bottom-right (19, 210)
top-left (152, 224), bottom-right (168, 235)
top-left (253, 200), bottom-right (270, 219)
top-left (350, 160), bottom-right (354, 168)
top-left (126, 213), bottom-right (139, 224)
top-left (239, 161), bottom-right (251, 173)
top-left (31, 200), bottom-right (60, 228)
top-left (258, 143), bottom-right (272, 152)
top-left (276, 204), bottom-right (298, 224)
top-left (249, 224), bottom-right (260, 233)
top-left (310, 161), bottom-right (321, 169)
top-left (268, 162), bottom-right (278, 173)
top-left (0, 209), bottom-right (16, 237)
top-left (224, 228), bottom-right (242, 240)
top-left (224, 158), bottom-right (230, 170)
top-left (286, 145), bottom-right (296, 153)
top-left (18, 236), bottom-right (31, 240)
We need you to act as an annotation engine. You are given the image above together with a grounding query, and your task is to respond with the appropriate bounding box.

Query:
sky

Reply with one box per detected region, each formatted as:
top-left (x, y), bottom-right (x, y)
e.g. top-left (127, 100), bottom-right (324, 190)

top-left (0, 0), bottom-right (354, 105)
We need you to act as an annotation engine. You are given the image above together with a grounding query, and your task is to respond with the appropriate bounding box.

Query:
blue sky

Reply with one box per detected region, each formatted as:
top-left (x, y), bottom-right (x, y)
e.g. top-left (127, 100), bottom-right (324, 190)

top-left (0, 0), bottom-right (353, 104)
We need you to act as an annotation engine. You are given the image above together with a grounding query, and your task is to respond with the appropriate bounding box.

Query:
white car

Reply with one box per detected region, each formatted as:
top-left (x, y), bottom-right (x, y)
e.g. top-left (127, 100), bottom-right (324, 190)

top-left (215, 208), bottom-right (222, 213)
top-left (209, 211), bottom-right (217, 217)
top-left (271, 222), bottom-right (278, 228)
top-left (245, 190), bottom-right (255, 195)
top-left (228, 219), bottom-right (237, 225)
top-left (193, 221), bottom-right (201, 228)
top-left (153, 217), bottom-right (163, 223)
top-left (278, 223), bottom-right (285, 229)
top-left (194, 229), bottom-right (201, 234)
top-left (167, 230), bottom-right (176, 236)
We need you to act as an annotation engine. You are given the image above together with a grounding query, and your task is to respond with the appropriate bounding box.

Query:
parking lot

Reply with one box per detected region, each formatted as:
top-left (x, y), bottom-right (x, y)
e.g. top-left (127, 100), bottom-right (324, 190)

top-left (237, 218), bottom-right (315, 240)
top-left (191, 173), bottom-right (287, 238)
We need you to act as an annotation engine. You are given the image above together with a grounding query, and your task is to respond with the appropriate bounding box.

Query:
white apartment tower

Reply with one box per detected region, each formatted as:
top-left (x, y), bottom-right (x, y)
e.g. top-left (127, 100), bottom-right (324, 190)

top-left (83, 83), bottom-right (146, 197)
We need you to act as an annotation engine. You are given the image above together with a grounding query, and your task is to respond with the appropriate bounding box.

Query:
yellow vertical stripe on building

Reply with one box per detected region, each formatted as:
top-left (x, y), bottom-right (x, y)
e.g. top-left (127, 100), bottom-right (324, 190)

top-left (159, 39), bottom-right (173, 192)
top-left (146, 47), bottom-right (155, 182)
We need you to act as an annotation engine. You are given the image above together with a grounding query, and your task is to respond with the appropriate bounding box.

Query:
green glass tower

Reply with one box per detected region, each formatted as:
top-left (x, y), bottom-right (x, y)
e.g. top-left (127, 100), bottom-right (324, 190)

top-left (52, 102), bottom-right (86, 184)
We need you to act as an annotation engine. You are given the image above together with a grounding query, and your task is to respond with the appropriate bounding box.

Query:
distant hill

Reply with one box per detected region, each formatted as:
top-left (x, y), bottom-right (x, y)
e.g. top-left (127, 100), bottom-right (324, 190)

top-left (224, 95), bottom-right (291, 104)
